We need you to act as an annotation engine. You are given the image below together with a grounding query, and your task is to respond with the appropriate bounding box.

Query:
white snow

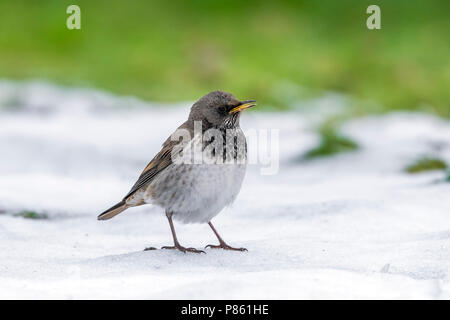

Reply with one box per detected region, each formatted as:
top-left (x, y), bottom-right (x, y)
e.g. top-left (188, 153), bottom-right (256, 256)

top-left (1, 80), bottom-right (450, 299)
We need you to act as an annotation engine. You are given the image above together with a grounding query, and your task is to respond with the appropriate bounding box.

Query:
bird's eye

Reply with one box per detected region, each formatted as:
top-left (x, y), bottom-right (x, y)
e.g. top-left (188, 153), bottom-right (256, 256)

top-left (219, 105), bottom-right (228, 114)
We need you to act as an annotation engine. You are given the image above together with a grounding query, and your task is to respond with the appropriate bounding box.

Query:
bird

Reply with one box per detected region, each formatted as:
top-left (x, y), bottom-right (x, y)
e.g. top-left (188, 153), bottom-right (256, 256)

top-left (98, 91), bottom-right (256, 253)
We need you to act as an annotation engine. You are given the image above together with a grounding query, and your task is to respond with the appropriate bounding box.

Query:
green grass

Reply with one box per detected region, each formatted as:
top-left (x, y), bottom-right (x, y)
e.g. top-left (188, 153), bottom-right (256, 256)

top-left (405, 157), bottom-right (448, 174)
top-left (304, 122), bottom-right (359, 159)
top-left (0, 0), bottom-right (449, 115)
top-left (13, 210), bottom-right (49, 220)
top-left (445, 172), bottom-right (450, 182)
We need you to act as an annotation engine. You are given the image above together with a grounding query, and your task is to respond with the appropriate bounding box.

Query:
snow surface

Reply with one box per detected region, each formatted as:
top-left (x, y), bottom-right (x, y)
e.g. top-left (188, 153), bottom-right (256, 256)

top-left (1, 80), bottom-right (450, 299)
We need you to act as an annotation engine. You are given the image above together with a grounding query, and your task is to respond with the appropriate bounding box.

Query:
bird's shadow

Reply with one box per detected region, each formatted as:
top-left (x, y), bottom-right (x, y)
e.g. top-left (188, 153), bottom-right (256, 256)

top-left (76, 244), bottom-right (308, 278)
top-left (83, 247), bottom-right (252, 270)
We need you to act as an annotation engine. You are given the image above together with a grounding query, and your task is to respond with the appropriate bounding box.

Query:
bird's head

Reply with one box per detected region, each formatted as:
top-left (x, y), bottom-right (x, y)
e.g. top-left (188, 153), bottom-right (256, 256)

top-left (189, 91), bottom-right (256, 128)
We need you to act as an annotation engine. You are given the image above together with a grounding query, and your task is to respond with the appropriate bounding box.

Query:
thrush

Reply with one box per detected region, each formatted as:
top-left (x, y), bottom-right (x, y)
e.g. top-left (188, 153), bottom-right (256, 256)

top-left (98, 91), bottom-right (256, 253)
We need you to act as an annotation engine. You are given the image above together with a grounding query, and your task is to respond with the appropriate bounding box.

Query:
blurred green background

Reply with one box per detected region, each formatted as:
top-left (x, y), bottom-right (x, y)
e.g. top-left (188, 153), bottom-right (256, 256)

top-left (0, 0), bottom-right (448, 116)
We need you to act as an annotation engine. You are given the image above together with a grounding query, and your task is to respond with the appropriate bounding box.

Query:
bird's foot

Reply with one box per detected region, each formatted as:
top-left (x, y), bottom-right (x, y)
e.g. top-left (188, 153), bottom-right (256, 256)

top-left (143, 247), bottom-right (157, 251)
top-left (161, 245), bottom-right (205, 254)
top-left (205, 243), bottom-right (247, 251)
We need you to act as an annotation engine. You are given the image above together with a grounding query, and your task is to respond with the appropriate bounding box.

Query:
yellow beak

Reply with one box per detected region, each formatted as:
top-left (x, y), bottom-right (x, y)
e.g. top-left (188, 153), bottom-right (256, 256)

top-left (229, 100), bottom-right (257, 114)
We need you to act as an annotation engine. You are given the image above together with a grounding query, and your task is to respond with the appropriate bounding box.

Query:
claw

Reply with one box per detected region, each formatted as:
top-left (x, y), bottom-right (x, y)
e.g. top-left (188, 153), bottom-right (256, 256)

top-left (188, 248), bottom-right (206, 254)
top-left (161, 245), bottom-right (205, 254)
top-left (205, 243), bottom-right (247, 251)
top-left (143, 247), bottom-right (157, 251)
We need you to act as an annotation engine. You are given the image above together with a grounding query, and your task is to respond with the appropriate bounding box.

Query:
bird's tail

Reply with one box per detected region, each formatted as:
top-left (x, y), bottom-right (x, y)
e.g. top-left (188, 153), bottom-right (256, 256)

top-left (98, 200), bottom-right (128, 220)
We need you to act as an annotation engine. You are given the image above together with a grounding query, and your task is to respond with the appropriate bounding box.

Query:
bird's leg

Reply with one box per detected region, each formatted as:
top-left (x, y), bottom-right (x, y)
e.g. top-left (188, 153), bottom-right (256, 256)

top-left (205, 221), bottom-right (247, 251)
top-left (161, 212), bottom-right (205, 254)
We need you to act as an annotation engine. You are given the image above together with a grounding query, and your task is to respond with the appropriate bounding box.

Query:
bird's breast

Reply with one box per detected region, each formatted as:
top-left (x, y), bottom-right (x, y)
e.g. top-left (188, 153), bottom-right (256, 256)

top-left (145, 161), bottom-right (247, 223)
top-left (141, 128), bottom-right (247, 223)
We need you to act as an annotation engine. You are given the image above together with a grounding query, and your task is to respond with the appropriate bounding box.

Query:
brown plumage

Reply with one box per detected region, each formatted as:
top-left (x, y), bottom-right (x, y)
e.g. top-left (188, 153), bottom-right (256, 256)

top-left (98, 200), bottom-right (128, 220)
top-left (97, 123), bottom-right (188, 220)
top-left (98, 91), bottom-right (256, 253)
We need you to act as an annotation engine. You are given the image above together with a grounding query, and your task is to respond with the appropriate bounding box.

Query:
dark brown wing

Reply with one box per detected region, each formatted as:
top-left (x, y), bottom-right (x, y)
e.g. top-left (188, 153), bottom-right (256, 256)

top-left (122, 143), bottom-right (174, 201)
top-left (122, 122), bottom-right (191, 201)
